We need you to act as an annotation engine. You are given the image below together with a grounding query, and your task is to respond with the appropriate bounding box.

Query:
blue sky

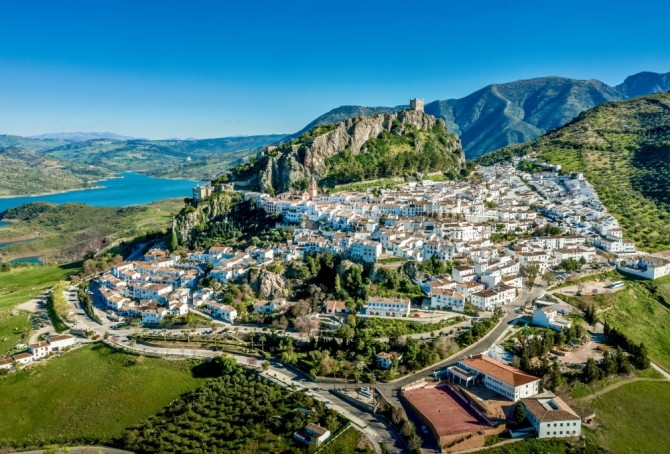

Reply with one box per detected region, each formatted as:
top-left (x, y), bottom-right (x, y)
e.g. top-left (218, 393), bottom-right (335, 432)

top-left (1, 0), bottom-right (669, 139)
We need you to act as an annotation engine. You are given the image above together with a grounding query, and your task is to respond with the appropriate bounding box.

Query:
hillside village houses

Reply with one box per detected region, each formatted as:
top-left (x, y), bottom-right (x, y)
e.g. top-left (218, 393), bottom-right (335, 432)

top-left (96, 158), bottom-right (643, 326)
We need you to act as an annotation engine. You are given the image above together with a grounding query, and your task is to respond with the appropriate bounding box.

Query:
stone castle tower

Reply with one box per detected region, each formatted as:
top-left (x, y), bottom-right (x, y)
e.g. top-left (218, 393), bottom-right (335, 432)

top-left (308, 174), bottom-right (318, 200)
top-left (410, 98), bottom-right (424, 112)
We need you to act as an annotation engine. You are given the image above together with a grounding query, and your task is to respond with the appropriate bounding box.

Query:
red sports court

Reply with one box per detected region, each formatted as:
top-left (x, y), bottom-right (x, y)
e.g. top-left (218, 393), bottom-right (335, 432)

top-left (403, 384), bottom-right (490, 436)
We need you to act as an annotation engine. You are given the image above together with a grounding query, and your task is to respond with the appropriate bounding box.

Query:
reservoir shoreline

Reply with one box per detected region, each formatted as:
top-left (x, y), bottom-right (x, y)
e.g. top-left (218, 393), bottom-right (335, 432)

top-left (0, 172), bottom-right (200, 214)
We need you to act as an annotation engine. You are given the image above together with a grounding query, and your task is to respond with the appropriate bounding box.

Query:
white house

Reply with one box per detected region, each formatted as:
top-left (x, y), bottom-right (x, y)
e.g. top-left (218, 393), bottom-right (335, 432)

top-left (253, 299), bottom-right (287, 314)
top-left (430, 289), bottom-right (466, 312)
top-left (141, 308), bottom-right (168, 325)
top-left (134, 283), bottom-right (173, 303)
top-left (470, 289), bottom-right (499, 311)
top-left (324, 300), bottom-right (349, 314)
top-left (351, 239), bottom-right (382, 263)
top-left (447, 354), bottom-right (540, 401)
top-left (293, 423), bottom-right (331, 446)
top-left (362, 297), bottom-right (410, 317)
top-left (12, 352), bottom-right (34, 365)
top-left (533, 306), bottom-right (572, 332)
top-left (47, 334), bottom-right (76, 351)
top-left (207, 301), bottom-right (238, 322)
top-left (618, 255), bottom-right (670, 280)
top-left (522, 396), bottom-right (581, 438)
top-left (29, 341), bottom-right (50, 358)
top-left (0, 358), bottom-right (12, 370)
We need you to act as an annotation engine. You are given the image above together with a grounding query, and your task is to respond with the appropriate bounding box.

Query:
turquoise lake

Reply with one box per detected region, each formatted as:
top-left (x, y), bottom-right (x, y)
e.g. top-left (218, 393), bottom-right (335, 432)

top-left (0, 172), bottom-right (200, 213)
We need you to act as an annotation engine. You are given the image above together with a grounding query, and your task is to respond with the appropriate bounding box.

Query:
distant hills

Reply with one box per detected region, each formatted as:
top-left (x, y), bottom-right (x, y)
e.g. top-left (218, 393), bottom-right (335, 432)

top-left (0, 147), bottom-right (111, 197)
top-left (297, 71), bottom-right (670, 160)
top-left (0, 133), bottom-right (287, 196)
top-left (30, 132), bottom-right (141, 142)
top-left (477, 92), bottom-right (670, 252)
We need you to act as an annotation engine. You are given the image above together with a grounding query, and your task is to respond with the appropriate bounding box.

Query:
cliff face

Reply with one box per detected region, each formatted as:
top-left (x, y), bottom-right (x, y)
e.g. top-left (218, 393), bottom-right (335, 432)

top-left (259, 110), bottom-right (463, 193)
top-left (172, 192), bottom-right (234, 242)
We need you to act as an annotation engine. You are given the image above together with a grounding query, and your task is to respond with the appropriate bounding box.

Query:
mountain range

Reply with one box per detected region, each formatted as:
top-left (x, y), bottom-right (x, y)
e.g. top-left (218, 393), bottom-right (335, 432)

top-left (299, 71), bottom-right (670, 160)
top-left (30, 132), bottom-right (141, 142)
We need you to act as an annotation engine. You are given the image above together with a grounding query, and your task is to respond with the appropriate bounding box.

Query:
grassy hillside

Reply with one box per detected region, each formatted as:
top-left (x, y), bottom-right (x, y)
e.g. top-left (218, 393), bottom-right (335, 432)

top-left (0, 262), bottom-right (81, 310)
top-left (0, 147), bottom-right (112, 197)
top-left (477, 92), bottom-right (670, 252)
top-left (0, 199), bottom-right (182, 263)
top-left (575, 381), bottom-right (670, 454)
top-left (555, 271), bottom-right (670, 371)
top-left (0, 344), bottom-right (205, 447)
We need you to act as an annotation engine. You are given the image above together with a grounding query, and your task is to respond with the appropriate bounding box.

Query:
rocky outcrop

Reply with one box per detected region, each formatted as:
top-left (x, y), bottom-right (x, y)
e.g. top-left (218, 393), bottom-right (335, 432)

top-left (401, 261), bottom-right (429, 282)
top-left (259, 110), bottom-right (463, 193)
top-left (172, 192), bottom-right (234, 242)
top-left (336, 260), bottom-right (358, 279)
top-left (243, 268), bottom-right (288, 300)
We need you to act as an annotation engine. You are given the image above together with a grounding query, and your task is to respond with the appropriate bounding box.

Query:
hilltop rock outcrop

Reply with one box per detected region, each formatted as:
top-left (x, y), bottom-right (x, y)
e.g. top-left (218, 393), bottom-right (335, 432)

top-left (259, 110), bottom-right (463, 193)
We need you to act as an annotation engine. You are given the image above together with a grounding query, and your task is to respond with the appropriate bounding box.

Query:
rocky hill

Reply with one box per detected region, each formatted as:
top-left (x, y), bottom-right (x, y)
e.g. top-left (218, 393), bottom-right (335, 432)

top-left (249, 110), bottom-right (464, 194)
top-left (296, 71), bottom-right (670, 160)
top-left (477, 92), bottom-right (670, 252)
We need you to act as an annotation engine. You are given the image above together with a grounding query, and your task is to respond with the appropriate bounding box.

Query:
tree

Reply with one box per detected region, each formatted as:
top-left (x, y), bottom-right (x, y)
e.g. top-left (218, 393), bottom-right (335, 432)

top-left (320, 356), bottom-right (338, 388)
top-left (521, 263), bottom-right (540, 290)
top-left (169, 228), bottom-right (179, 251)
top-left (259, 335), bottom-right (266, 352)
top-left (542, 271), bottom-right (557, 286)
top-left (579, 256), bottom-right (587, 265)
top-left (294, 316), bottom-right (320, 339)
top-left (548, 361), bottom-right (562, 392)
top-left (615, 346), bottom-right (632, 374)
top-left (337, 324), bottom-right (355, 343)
top-left (273, 316), bottom-right (289, 331)
top-left (583, 358), bottom-right (602, 383)
top-left (514, 401), bottom-right (527, 424)
top-left (602, 352), bottom-right (617, 377)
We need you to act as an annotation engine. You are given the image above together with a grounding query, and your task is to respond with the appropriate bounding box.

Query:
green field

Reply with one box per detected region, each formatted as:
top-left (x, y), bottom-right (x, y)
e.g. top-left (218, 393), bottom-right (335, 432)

top-left (319, 427), bottom-right (373, 454)
top-left (580, 381), bottom-right (670, 454)
top-left (478, 438), bottom-right (579, 453)
top-left (0, 310), bottom-right (33, 355)
top-left (0, 263), bottom-right (80, 311)
top-left (0, 344), bottom-right (205, 447)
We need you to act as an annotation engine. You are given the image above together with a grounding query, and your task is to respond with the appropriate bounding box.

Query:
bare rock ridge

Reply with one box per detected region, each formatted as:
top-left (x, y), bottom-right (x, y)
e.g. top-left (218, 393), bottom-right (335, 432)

top-left (258, 110), bottom-right (463, 193)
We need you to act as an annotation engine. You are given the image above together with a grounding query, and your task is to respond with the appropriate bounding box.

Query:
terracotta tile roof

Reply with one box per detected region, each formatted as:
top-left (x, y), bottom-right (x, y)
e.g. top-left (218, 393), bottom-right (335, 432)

top-left (522, 396), bottom-right (580, 422)
top-left (460, 354), bottom-right (538, 387)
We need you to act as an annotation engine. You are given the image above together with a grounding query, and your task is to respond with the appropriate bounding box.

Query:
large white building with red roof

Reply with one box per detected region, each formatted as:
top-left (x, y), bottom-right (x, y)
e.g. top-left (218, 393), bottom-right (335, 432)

top-left (447, 354), bottom-right (540, 401)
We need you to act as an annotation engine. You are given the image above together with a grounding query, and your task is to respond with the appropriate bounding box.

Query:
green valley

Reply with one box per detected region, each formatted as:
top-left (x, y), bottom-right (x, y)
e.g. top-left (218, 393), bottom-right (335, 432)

top-left (0, 199), bottom-right (182, 264)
